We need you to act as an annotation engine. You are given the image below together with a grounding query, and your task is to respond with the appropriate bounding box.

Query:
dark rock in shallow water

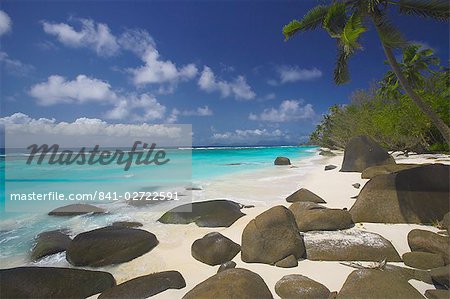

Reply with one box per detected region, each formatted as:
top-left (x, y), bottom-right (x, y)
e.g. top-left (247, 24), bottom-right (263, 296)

top-left (158, 200), bottom-right (246, 227)
top-left (337, 269), bottom-right (424, 299)
top-left (408, 229), bottom-right (450, 264)
top-left (66, 226), bottom-right (158, 267)
top-left (182, 268), bottom-right (273, 299)
top-left (304, 229), bottom-right (401, 262)
top-left (402, 252), bottom-right (445, 270)
top-left (361, 163), bottom-right (422, 179)
top-left (286, 188), bottom-right (326, 203)
top-left (0, 266), bottom-right (115, 299)
top-left (274, 254), bottom-right (298, 268)
top-left (31, 230), bottom-right (72, 261)
top-left (98, 271), bottom-right (185, 299)
top-left (325, 164), bottom-right (337, 171)
top-left (350, 164), bottom-right (450, 224)
top-left (217, 261), bottom-right (237, 273)
top-left (48, 203), bottom-right (106, 216)
top-left (274, 156), bottom-right (291, 165)
top-left (425, 289), bottom-right (450, 299)
top-left (275, 274), bottom-right (331, 299)
top-left (241, 206), bottom-right (305, 265)
top-left (191, 232), bottom-right (240, 266)
top-left (112, 221), bottom-right (143, 228)
top-left (291, 208), bottom-right (354, 232)
top-left (430, 265), bottom-right (450, 288)
top-left (340, 135), bottom-right (396, 172)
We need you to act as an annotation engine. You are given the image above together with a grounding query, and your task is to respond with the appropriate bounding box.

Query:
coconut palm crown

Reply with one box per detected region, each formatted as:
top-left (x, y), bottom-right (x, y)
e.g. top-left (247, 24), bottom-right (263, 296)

top-left (283, 0), bottom-right (450, 146)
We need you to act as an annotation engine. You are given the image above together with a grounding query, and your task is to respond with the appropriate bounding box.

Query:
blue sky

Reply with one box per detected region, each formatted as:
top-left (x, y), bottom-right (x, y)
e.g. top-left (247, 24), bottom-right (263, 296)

top-left (0, 1), bottom-right (448, 146)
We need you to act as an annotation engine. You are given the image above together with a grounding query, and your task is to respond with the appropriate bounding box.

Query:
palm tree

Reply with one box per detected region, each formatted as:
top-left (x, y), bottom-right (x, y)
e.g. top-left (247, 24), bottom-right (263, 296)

top-left (283, 0), bottom-right (450, 147)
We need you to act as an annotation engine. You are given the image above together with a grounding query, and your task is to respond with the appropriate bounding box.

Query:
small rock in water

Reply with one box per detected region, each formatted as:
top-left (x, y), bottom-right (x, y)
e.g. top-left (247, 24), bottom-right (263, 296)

top-left (31, 230), bottom-right (72, 261)
top-left (352, 183), bottom-right (361, 189)
top-left (48, 204), bottom-right (106, 216)
top-left (274, 156), bottom-right (291, 165)
top-left (185, 186), bottom-right (203, 191)
top-left (324, 164), bottom-right (337, 171)
top-left (217, 261), bottom-right (237, 273)
top-left (275, 255), bottom-right (298, 268)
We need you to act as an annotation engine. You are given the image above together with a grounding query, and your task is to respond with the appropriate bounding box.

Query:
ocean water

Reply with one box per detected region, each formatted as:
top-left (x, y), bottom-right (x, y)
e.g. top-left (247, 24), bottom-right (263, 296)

top-left (0, 145), bottom-right (317, 267)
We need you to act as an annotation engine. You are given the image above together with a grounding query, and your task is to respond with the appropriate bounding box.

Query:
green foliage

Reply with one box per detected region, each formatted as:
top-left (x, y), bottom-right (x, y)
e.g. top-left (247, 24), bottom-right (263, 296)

top-left (397, 0), bottom-right (450, 21)
top-left (310, 48), bottom-right (450, 152)
top-left (282, 5), bottom-right (330, 40)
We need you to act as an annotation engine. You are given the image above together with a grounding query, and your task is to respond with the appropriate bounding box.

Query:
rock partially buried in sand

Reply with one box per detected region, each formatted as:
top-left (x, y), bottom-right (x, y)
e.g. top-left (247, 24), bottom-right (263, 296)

top-left (217, 261), bottom-right (237, 273)
top-left (275, 274), bottom-right (331, 299)
top-left (291, 208), bottom-right (354, 232)
top-left (274, 255), bottom-right (298, 268)
top-left (66, 226), bottom-right (158, 267)
top-left (352, 183), bottom-right (361, 189)
top-left (31, 230), bottom-right (72, 261)
top-left (425, 289), bottom-right (450, 299)
top-left (402, 252), bottom-right (445, 270)
top-left (191, 232), bottom-right (241, 266)
top-left (182, 268), bottom-right (273, 299)
top-left (325, 164), bottom-right (337, 171)
top-left (303, 229), bottom-right (401, 262)
top-left (241, 206), bottom-right (305, 265)
top-left (158, 200), bottom-right (246, 227)
top-left (408, 229), bottom-right (450, 265)
top-left (361, 163), bottom-right (422, 179)
top-left (274, 156), bottom-right (291, 165)
top-left (430, 265), bottom-right (450, 289)
top-left (340, 135), bottom-right (395, 172)
top-left (98, 271), bottom-right (185, 299)
top-left (286, 188), bottom-right (326, 203)
top-left (350, 164), bottom-right (450, 224)
top-left (336, 269), bottom-right (424, 299)
top-left (48, 204), bottom-right (106, 216)
top-left (0, 266), bottom-right (115, 299)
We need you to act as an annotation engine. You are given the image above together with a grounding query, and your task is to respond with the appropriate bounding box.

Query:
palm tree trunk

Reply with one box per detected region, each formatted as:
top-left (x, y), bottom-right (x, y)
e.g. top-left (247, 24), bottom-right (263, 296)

top-left (381, 44), bottom-right (450, 148)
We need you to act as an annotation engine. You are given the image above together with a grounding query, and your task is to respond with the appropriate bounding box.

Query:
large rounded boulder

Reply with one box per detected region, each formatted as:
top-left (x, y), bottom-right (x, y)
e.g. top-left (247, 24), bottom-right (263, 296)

top-left (191, 232), bottom-right (241, 266)
top-left (274, 157), bottom-right (291, 165)
top-left (303, 229), bottom-right (401, 262)
top-left (408, 229), bottom-right (450, 264)
top-left (337, 269), bottom-right (424, 299)
top-left (340, 135), bottom-right (395, 172)
top-left (0, 267), bottom-right (115, 299)
top-left (31, 230), bottom-right (72, 261)
top-left (241, 206), bottom-right (305, 265)
top-left (291, 208), bottom-right (353, 232)
top-left (402, 252), bottom-right (445, 270)
top-left (361, 163), bottom-right (422, 179)
top-left (98, 271), bottom-right (185, 299)
top-left (350, 164), bottom-right (450, 224)
top-left (158, 200), bottom-right (246, 227)
top-left (182, 268), bottom-right (273, 299)
top-left (66, 226), bottom-right (158, 267)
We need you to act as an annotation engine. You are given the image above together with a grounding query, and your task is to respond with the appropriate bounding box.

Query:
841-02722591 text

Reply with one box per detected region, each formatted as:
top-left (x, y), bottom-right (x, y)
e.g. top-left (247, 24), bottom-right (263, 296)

top-left (9, 191), bottom-right (180, 201)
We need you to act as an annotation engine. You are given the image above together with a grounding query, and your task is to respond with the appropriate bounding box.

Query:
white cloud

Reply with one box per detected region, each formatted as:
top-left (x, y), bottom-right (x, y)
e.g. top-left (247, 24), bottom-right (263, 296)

top-left (274, 66), bottom-right (322, 84)
top-left (0, 51), bottom-right (34, 76)
top-left (29, 74), bottom-right (169, 122)
top-left (198, 66), bottom-right (255, 100)
top-left (29, 75), bottom-right (118, 106)
top-left (0, 10), bottom-right (12, 36)
top-left (42, 18), bottom-right (119, 56)
top-left (211, 128), bottom-right (290, 144)
top-left (181, 106), bottom-right (213, 116)
top-left (249, 100), bottom-right (315, 122)
top-left (166, 109), bottom-right (180, 124)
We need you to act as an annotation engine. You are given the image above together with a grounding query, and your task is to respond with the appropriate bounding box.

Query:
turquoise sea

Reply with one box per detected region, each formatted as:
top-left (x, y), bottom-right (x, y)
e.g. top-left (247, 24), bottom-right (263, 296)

top-left (0, 146), bottom-right (317, 266)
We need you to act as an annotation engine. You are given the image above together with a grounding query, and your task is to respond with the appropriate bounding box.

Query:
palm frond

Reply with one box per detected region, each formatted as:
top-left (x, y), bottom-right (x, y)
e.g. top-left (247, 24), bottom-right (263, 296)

top-left (323, 2), bottom-right (348, 38)
top-left (334, 46), bottom-right (351, 85)
top-left (373, 14), bottom-right (409, 49)
top-left (397, 0), bottom-right (450, 21)
top-left (283, 5), bottom-right (330, 40)
top-left (341, 13), bottom-right (367, 55)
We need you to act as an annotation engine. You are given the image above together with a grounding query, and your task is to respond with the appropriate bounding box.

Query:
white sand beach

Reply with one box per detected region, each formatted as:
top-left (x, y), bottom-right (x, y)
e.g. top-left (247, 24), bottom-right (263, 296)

top-left (81, 151), bottom-right (449, 298)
